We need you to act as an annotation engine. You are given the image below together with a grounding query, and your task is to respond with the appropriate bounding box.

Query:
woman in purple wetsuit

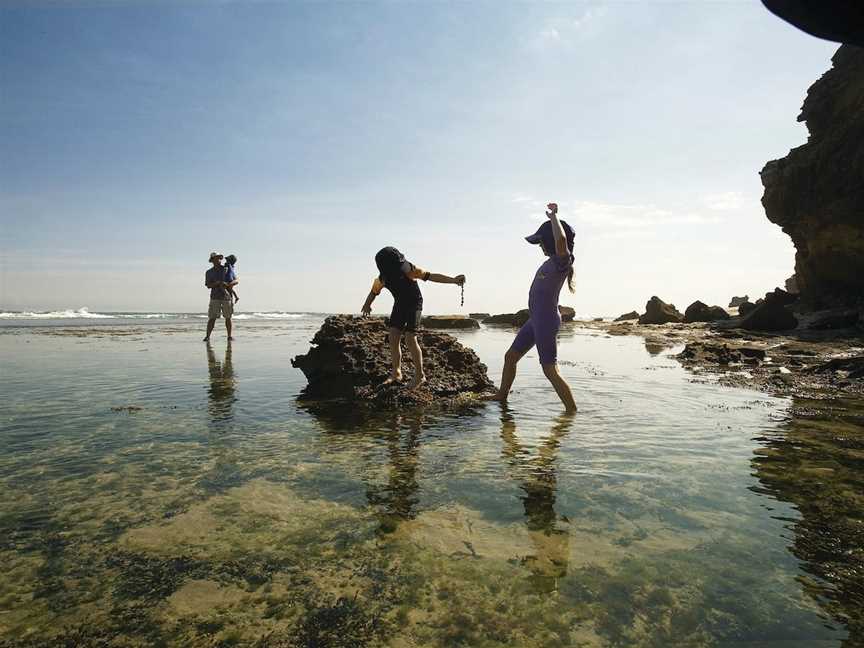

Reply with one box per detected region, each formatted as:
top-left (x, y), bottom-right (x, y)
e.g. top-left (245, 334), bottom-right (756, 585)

top-left (489, 203), bottom-right (577, 413)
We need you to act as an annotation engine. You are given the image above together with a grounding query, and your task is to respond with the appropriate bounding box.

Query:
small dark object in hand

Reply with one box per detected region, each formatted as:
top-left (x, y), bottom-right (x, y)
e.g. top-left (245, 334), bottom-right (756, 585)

top-left (460, 284), bottom-right (464, 307)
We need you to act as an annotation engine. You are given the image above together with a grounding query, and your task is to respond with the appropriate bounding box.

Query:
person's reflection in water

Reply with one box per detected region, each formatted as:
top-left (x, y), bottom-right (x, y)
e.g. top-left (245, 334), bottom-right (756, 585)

top-left (200, 342), bottom-right (243, 493)
top-left (206, 341), bottom-right (237, 427)
top-left (366, 412), bottom-right (423, 534)
top-left (500, 409), bottom-right (574, 592)
top-left (298, 404), bottom-right (428, 535)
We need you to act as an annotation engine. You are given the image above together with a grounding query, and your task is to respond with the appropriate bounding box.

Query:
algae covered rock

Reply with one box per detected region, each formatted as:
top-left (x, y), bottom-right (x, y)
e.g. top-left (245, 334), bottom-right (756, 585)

top-left (483, 310), bottom-right (531, 326)
top-left (291, 315), bottom-right (494, 407)
top-left (638, 297), bottom-right (683, 325)
top-left (421, 316), bottom-right (480, 330)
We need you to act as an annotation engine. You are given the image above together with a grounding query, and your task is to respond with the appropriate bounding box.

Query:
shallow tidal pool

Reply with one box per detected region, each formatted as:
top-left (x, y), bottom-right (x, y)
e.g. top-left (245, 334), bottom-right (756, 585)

top-left (0, 316), bottom-right (861, 647)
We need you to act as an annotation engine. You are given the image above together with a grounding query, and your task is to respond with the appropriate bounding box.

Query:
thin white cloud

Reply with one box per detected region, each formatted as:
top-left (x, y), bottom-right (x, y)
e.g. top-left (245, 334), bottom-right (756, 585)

top-left (563, 200), bottom-right (722, 230)
top-left (702, 191), bottom-right (755, 211)
top-left (573, 5), bottom-right (607, 30)
top-left (528, 4), bottom-right (607, 50)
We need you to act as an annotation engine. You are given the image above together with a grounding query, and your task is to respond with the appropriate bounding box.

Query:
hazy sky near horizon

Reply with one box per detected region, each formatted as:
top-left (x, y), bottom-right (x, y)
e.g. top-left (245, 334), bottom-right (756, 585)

top-left (1, 1), bottom-right (837, 316)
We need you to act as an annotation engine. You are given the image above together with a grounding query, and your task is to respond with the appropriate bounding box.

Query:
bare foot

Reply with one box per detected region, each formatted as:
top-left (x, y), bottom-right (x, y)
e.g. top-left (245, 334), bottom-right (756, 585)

top-left (382, 374), bottom-right (403, 386)
top-left (409, 374), bottom-right (427, 389)
top-left (482, 392), bottom-right (506, 402)
top-left (228, 336), bottom-right (235, 341)
top-left (203, 337), bottom-right (210, 342)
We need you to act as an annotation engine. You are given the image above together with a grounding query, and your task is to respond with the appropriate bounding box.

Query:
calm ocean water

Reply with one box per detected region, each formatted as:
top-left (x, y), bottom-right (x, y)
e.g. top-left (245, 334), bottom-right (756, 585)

top-left (0, 314), bottom-right (861, 647)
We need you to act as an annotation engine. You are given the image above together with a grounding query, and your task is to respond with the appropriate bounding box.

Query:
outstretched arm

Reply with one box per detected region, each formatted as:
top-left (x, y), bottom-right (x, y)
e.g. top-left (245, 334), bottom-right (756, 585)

top-left (546, 203), bottom-right (569, 256)
top-left (426, 272), bottom-right (465, 285)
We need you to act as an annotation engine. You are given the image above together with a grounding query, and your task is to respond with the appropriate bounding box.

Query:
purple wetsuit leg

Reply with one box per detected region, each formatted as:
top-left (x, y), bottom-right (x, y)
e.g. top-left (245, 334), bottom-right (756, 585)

top-left (532, 310), bottom-right (561, 365)
top-left (509, 319), bottom-right (536, 356)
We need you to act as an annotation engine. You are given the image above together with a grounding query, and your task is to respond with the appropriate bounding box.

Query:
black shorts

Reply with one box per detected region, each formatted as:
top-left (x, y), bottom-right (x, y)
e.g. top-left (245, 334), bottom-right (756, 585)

top-left (389, 299), bottom-right (423, 332)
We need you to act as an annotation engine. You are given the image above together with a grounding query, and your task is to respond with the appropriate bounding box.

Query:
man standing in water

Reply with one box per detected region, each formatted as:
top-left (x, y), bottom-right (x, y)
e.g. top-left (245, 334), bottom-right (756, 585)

top-left (204, 252), bottom-right (238, 342)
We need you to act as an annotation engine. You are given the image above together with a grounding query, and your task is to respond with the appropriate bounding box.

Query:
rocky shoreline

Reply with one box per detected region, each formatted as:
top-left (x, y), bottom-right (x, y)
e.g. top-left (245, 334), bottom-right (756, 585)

top-left (576, 315), bottom-right (864, 400)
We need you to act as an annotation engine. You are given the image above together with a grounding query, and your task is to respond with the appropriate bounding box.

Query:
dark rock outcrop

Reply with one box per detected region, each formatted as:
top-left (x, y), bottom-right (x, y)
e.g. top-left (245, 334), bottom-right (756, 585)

top-left (421, 316), bottom-right (480, 330)
top-left (483, 306), bottom-right (574, 325)
top-left (740, 289), bottom-right (799, 331)
top-left (761, 0), bottom-right (864, 48)
top-left (483, 310), bottom-right (530, 326)
top-left (738, 300), bottom-right (758, 316)
top-left (614, 311), bottom-right (640, 322)
top-left (638, 297), bottom-right (683, 325)
top-left (729, 296), bottom-right (749, 308)
top-left (804, 309), bottom-right (860, 331)
top-left (760, 45), bottom-right (864, 309)
top-left (291, 316), bottom-right (494, 407)
top-left (683, 301), bottom-right (731, 323)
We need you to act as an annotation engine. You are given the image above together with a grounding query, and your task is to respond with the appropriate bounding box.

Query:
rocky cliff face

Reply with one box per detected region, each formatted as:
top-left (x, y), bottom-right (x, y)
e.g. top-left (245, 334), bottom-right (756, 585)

top-left (760, 45), bottom-right (864, 308)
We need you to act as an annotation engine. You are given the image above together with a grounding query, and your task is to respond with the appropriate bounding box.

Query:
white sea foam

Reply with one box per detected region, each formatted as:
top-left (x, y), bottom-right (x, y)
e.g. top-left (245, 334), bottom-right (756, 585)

top-left (233, 312), bottom-right (307, 320)
top-left (0, 309), bottom-right (311, 321)
top-left (0, 307), bottom-right (115, 319)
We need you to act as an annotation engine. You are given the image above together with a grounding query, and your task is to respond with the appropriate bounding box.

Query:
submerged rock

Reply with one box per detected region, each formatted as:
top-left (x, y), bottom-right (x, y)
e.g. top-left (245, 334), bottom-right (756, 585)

top-left (614, 311), bottom-right (640, 322)
top-left (638, 297), bottom-right (683, 325)
top-left (421, 316), bottom-right (480, 330)
top-left (760, 45), bottom-right (864, 308)
top-left (291, 315), bottom-right (494, 407)
top-left (683, 301), bottom-right (731, 323)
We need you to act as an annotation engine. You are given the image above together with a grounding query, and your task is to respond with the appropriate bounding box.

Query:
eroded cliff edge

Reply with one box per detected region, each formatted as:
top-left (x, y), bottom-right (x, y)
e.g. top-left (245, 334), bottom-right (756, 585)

top-left (760, 45), bottom-right (864, 309)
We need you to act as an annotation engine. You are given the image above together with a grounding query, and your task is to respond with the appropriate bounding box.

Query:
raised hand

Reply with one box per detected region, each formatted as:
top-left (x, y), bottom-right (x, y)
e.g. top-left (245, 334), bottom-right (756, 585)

top-left (455, 274), bottom-right (466, 286)
top-left (546, 202), bottom-right (558, 218)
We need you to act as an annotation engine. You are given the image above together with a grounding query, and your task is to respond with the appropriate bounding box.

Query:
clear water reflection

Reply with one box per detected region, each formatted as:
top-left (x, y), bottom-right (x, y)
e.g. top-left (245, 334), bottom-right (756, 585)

top-left (0, 316), bottom-right (860, 647)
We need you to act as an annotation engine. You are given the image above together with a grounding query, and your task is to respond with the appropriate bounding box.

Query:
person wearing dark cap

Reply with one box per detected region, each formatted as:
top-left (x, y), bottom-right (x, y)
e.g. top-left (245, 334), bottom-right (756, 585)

top-left (203, 252), bottom-right (238, 342)
top-left (487, 203), bottom-right (577, 412)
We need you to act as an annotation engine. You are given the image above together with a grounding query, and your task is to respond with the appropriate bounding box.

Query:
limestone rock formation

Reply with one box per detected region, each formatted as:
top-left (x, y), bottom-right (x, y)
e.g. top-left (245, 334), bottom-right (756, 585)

top-left (614, 311), bottom-right (640, 322)
top-left (683, 301), bottom-right (731, 323)
top-left (421, 316), bottom-right (480, 330)
top-left (760, 45), bottom-right (864, 308)
top-left (638, 297), bottom-right (683, 325)
top-left (729, 296), bottom-right (749, 308)
top-left (291, 316), bottom-right (494, 407)
top-left (738, 300), bottom-right (758, 316)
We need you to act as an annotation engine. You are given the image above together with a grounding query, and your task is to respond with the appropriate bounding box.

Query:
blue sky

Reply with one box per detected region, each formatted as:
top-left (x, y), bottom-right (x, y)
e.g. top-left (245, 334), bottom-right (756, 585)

top-left (0, 1), bottom-right (837, 315)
